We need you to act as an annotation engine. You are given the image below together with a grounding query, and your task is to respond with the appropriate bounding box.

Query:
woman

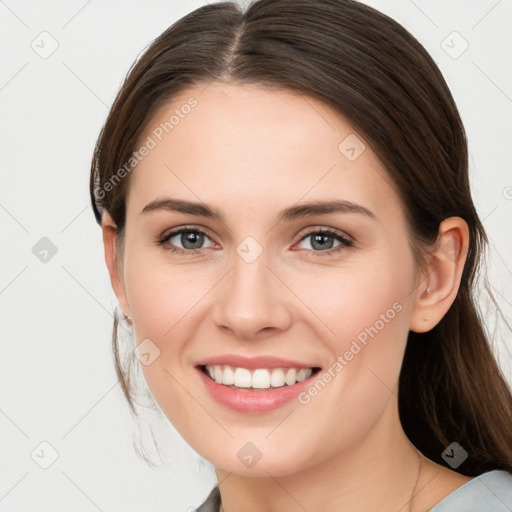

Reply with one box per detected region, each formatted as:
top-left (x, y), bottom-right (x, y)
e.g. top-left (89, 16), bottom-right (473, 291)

top-left (90, 0), bottom-right (512, 510)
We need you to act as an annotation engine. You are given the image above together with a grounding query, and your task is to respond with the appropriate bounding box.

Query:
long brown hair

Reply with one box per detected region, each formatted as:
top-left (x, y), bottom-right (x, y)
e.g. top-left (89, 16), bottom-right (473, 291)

top-left (90, 0), bottom-right (512, 475)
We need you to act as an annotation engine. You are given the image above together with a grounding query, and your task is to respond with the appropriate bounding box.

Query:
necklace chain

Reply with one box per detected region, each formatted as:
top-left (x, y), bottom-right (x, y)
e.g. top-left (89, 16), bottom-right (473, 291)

top-left (409, 449), bottom-right (423, 512)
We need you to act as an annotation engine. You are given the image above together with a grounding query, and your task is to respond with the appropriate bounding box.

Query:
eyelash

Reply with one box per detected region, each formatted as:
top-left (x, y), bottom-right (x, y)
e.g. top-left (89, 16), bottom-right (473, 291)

top-left (157, 226), bottom-right (354, 258)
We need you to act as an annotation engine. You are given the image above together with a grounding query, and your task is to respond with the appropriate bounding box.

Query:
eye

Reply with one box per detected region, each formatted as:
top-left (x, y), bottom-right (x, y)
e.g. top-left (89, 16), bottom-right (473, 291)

top-left (294, 228), bottom-right (353, 257)
top-left (157, 227), bottom-right (216, 254)
top-left (157, 226), bottom-right (353, 257)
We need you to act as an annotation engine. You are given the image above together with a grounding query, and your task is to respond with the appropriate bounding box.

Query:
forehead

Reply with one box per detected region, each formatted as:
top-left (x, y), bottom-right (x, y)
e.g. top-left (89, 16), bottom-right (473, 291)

top-left (127, 82), bottom-right (403, 223)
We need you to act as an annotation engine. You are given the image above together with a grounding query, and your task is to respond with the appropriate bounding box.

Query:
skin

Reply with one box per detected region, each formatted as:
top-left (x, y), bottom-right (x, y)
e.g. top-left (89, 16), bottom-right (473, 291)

top-left (102, 82), bottom-right (473, 511)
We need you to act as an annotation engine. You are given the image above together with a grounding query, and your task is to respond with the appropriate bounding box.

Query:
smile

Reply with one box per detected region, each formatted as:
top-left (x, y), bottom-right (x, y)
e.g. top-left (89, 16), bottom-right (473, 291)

top-left (203, 364), bottom-right (318, 389)
top-left (196, 364), bottom-right (322, 413)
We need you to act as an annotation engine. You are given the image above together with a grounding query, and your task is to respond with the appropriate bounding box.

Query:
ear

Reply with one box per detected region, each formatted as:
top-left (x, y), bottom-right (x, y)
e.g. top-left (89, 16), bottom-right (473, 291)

top-left (409, 217), bottom-right (470, 333)
top-left (101, 212), bottom-right (131, 319)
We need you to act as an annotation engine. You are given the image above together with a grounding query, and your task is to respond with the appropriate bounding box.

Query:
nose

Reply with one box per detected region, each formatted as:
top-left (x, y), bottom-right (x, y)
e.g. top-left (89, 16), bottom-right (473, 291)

top-left (211, 248), bottom-right (292, 340)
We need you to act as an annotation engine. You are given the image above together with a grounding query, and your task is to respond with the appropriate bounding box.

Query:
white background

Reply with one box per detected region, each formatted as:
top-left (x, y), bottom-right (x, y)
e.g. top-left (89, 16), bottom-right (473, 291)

top-left (1, 1), bottom-right (511, 510)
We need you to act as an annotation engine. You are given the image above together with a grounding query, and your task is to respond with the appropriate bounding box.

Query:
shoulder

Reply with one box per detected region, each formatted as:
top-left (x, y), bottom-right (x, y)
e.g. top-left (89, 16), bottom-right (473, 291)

top-left (427, 470), bottom-right (512, 512)
top-left (195, 485), bottom-right (221, 512)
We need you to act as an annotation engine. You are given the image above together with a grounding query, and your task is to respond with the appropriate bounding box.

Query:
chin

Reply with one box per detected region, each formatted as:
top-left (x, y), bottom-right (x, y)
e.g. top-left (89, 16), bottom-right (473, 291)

top-left (205, 445), bottom-right (320, 478)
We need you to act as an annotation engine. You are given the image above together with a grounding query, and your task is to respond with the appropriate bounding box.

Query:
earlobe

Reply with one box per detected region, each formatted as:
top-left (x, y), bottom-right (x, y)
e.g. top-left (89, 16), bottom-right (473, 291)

top-left (409, 217), bottom-right (469, 333)
top-left (101, 213), bottom-right (131, 319)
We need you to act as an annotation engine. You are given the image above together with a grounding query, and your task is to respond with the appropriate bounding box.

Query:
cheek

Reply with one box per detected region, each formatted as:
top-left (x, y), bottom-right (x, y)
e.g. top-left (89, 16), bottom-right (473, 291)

top-left (121, 252), bottom-right (217, 415)
top-left (123, 261), bottom-right (206, 435)
top-left (294, 252), bottom-right (412, 342)
top-left (124, 250), bottom-right (209, 340)
top-left (291, 249), bottom-right (415, 395)
top-left (267, 255), bottom-right (414, 462)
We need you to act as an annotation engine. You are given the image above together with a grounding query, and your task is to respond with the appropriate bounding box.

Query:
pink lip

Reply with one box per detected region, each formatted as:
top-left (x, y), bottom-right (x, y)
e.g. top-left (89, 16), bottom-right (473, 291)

top-left (195, 366), bottom-right (320, 414)
top-left (194, 354), bottom-right (317, 370)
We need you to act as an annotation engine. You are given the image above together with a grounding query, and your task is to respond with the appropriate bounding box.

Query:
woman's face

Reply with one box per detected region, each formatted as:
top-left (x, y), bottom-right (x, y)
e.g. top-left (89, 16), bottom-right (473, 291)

top-left (111, 82), bottom-right (425, 476)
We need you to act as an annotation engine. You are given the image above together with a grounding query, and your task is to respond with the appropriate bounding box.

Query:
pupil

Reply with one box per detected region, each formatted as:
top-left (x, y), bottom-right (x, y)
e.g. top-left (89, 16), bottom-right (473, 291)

top-left (182, 232), bottom-right (203, 249)
top-left (312, 233), bottom-right (333, 250)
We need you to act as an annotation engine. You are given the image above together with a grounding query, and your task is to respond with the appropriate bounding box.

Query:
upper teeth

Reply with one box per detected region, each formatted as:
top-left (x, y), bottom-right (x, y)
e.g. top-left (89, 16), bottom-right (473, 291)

top-left (205, 365), bottom-right (313, 389)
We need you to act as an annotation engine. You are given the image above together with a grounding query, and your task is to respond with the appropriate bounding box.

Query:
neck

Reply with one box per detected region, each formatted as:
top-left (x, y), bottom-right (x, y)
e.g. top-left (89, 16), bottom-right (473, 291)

top-left (216, 398), bottom-right (426, 512)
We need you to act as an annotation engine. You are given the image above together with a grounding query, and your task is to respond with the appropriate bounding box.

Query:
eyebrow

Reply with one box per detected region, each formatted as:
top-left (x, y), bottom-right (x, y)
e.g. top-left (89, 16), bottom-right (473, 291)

top-left (140, 198), bottom-right (376, 222)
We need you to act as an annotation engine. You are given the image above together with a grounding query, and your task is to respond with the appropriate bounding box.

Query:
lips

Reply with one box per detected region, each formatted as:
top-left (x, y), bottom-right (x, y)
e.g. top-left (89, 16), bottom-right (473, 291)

top-left (194, 354), bottom-right (319, 370)
top-left (194, 354), bottom-right (322, 413)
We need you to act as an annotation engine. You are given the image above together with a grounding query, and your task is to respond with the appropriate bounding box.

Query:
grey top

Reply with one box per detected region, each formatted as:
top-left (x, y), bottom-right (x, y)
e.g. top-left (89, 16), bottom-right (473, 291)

top-left (196, 470), bottom-right (512, 512)
top-left (427, 470), bottom-right (512, 511)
